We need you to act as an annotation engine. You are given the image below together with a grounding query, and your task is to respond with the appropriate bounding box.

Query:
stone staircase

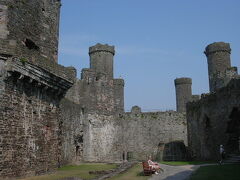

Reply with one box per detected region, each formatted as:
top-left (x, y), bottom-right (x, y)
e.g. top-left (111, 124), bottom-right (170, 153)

top-left (224, 154), bottom-right (240, 164)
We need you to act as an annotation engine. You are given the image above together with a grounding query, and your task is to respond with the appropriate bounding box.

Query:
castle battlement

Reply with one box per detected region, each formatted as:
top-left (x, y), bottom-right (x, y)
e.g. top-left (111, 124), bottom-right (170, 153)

top-left (204, 42), bottom-right (231, 56)
top-left (89, 43), bottom-right (115, 55)
top-left (174, 77), bottom-right (192, 85)
top-left (113, 78), bottom-right (125, 86)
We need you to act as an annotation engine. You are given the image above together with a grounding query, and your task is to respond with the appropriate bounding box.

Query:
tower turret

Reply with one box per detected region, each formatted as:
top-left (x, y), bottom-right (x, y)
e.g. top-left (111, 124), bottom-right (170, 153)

top-left (0, 0), bottom-right (61, 62)
top-left (89, 43), bottom-right (115, 78)
top-left (113, 78), bottom-right (125, 113)
top-left (204, 42), bottom-right (232, 92)
top-left (174, 77), bottom-right (192, 112)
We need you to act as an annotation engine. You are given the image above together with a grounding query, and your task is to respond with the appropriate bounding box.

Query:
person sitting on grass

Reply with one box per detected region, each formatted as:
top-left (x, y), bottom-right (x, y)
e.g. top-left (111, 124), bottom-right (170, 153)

top-left (148, 156), bottom-right (161, 174)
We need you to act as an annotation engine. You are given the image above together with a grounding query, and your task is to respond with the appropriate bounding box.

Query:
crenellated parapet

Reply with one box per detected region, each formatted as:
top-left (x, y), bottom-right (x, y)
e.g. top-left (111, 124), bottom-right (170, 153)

top-left (81, 68), bottom-right (96, 81)
top-left (113, 78), bottom-right (125, 86)
top-left (89, 43), bottom-right (115, 55)
top-left (174, 78), bottom-right (192, 85)
top-left (204, 42), bottom-right (231, 56)
top-left (191, 95), bottom-right (200, 102)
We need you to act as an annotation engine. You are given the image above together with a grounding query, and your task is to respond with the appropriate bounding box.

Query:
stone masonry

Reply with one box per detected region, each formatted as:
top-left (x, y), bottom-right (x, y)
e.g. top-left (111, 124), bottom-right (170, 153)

top-left (60, 43), bottom-right (125, 164)
top-left (1, 0), bottom-right (239, 179)
top-left (121, 106), bottom-right (187, 162)
top-left (0, 0), bottom-right (75, 179)
top-left (60, 42), bottom-right (188, 165)
top-left (0, 1), bottom-right (189, 178)
top-left (174, 78), bottom-right (192, 113)
top-left (187, 42), bottom-right (240, 161)
top-left (204, 42), bottom-right (238, 93)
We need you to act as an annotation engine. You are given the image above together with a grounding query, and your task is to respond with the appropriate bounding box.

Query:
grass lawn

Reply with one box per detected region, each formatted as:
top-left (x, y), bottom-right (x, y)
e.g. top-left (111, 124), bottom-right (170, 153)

top-left (160, 161), bottom-right (216, 166)
top-left (20, 163), bottom-right (118, 180)
top-left (109, 163), bottom-right (149, 180)
top-left (190, 164), bottom-right (240, 180)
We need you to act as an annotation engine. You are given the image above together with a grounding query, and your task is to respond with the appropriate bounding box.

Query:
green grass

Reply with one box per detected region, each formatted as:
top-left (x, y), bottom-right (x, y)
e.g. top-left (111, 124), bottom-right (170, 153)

top-left (190, 164), bottom-right (240, 180)
top-left (160, 161), bottom-right (215, 166)
top-left (109, 163), bottom-right (149, 180)
top-left (20, 163), bottom-right (117, 180)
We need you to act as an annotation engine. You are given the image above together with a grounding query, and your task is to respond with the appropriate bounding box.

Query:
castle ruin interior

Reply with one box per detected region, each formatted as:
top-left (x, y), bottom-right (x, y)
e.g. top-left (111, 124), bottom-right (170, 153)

top-left (0, 0), bottom-right (239, 179)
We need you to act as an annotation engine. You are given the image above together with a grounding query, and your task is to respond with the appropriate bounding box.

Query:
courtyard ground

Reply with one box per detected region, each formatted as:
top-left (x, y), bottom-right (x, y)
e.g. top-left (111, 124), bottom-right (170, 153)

top-left (149, 163), bottom-right (240, 180)
top-left (189, 164), bottom-right (240, 180)
top-left (18, 162), bottom-right (240, 180)
top-left (19, 163), bottom-right (117, 180)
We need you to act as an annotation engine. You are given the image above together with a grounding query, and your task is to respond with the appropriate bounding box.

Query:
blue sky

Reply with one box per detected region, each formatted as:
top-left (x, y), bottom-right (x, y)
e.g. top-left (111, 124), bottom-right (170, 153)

top-left (58, 0), bottom-right (240, 111)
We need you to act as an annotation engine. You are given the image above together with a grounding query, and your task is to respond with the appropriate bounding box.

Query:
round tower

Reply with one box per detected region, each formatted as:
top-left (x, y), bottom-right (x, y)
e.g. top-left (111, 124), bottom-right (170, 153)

top-left (89, 43), bottom-right (115, 78)
top-left (204, 42), bottom-right (231, 92)
top-left (174, 77), bottom-right (192, 113)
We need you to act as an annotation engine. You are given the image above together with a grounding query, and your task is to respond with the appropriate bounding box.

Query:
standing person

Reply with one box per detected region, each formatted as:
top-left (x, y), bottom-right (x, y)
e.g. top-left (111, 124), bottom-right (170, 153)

top-left (219, 145), bottom-right (225, 164)
top-left (148, 156), bottom-right (161, 174)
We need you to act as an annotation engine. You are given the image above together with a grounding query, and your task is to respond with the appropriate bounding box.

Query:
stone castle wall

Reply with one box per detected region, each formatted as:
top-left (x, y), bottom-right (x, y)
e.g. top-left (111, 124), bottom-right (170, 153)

top-left (60, 98), bottom-right (84, 165)
top-left (4, 0), bottom-right (239, 179)
top-left (0, 57), bottom-right (74, 178)
top-left (59, 44), bottom-right (125, 164)
top-left (82, 113), bottom-right (123, 163)
top-left (0, 0), bottom-right (75, 178)
top-left (0, 0), bottom-right (61, 62)
top-left (187, 42), bottom-right (240, 161)
top-left (187, 79), bottom-right (240, 160)
top-left (121, 107), bottom-right (187, 161)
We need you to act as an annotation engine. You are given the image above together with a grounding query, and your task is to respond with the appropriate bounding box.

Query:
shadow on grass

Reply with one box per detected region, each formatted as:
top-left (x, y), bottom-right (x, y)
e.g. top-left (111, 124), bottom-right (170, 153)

top-left (137, 171), bottom-right (146, 176)
top-left (160, 161), bottom-right (216, 166)
top-left (189, 164), bottom-right (240, 180)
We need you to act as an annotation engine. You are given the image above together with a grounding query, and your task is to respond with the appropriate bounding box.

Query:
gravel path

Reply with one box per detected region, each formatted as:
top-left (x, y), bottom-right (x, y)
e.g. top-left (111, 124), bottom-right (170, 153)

top-left (148, 164), bottom-right (200, 180)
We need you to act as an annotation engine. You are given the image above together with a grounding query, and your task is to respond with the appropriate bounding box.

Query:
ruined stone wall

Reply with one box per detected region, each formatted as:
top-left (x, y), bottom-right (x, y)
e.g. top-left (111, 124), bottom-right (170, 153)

top-left (0, 54), bottom-right (74, 179)
top-left (120, 107), bottom-right (187, 161)
top-left (187, 79), bottom-right (240, 160)
top-left (61, 87), bottom-right (123, 164)
top-left (0, 71), bottom-right (61, 178)
top-left (59, 43), bottom-right (125, 164)
top-left (60, 98), bottom-right (84, 165)
top-left (83, 113), bottom-right (123, 162)
top-left (0, 0), bottom-right (61, 62)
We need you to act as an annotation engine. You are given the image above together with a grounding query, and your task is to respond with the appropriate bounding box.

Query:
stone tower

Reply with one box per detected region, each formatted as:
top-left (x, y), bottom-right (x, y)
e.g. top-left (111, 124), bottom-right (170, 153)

top-left (89, 43), bottom-right (115, 78)
top-left (0, 1), bottom-right (75, 178)
top-left (113, 78), bottom-right (125, 113)
top-left (0, 0), bottom-right (61, 62)
top-left (174, 77), bottom-right (192, 112)
top-left (204, 42), bottom-right (237, 92)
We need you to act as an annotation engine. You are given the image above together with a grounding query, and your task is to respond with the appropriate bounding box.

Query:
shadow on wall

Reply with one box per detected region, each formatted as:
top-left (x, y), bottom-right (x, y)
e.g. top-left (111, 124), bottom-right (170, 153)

top-left (155, 141), bottom-right (187, 161)
top-left (226, 107), bottom-right (240, 154)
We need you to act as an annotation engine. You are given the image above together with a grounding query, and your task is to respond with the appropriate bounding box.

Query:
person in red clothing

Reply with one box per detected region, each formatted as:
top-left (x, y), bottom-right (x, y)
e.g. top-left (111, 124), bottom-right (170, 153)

top-left (147, 156), bottom-right (161, 174)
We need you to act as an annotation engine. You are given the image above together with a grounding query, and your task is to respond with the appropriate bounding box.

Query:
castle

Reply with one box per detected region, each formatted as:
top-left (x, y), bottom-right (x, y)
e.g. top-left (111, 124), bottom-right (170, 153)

top-left (0, 0), bottom-right (239, 179)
